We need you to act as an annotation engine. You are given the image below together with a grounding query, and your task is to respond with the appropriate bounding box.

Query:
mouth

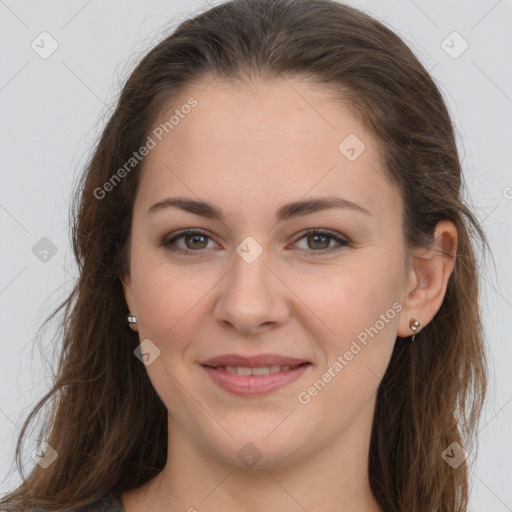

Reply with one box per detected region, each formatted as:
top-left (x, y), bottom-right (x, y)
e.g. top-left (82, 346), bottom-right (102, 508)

top-left (201, 362), bottom-right (311, 375)
top-left (200, 362), bottom-right (312, 396)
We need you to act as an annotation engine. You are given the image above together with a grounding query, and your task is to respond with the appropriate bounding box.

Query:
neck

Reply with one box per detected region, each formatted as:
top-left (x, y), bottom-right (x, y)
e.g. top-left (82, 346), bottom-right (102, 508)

top-left (123, 401), bottom-right (383, 512)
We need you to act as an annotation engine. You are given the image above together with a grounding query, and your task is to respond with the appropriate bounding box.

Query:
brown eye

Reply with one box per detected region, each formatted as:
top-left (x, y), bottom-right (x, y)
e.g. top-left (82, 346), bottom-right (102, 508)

top-left (182, 234), bottom-right (209, 250)
top-left (292, 229), bottom-right (350, 254)
top-left (162, 229), bottom-right (217, 254)
top-left (162, 228), bottom-right (350, 256)
top-left (306, 233), bottom-right (331, 250)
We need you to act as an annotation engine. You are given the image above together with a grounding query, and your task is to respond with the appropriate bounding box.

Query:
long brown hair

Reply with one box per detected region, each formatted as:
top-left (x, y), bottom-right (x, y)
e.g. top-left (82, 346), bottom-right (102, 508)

top-left (1, 1), bottom-right (487, 510)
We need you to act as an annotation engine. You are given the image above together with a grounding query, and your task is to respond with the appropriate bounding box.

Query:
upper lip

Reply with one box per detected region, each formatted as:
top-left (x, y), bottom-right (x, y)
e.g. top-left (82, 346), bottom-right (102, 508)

top-left (200, 353), bottom-right (311, 368)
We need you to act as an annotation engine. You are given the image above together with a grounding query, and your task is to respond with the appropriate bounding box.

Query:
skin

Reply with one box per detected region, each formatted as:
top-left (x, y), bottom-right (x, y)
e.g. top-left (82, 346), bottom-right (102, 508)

top-left (121, 77), bottom-right (457, 512)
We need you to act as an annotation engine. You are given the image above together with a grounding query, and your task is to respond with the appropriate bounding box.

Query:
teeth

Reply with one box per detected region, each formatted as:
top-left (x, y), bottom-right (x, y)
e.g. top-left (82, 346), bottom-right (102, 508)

top-left (222, 364), bottom-right (301, 375)
top-left (251, 366), bottom-right (270, 375)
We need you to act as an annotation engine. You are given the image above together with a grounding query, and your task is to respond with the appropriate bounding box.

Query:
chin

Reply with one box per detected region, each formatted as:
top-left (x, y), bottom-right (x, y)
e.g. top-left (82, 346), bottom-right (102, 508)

top-left (202, 429), bottom-right (308, 470)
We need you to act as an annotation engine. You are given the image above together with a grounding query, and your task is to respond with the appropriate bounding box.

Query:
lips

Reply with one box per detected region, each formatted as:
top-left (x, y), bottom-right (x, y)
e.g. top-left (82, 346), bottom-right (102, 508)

top-left (199, 353), bottom-right (312, 396)
top-left (200, 353), bottom-right (310, 368)
top-left (201, 363), bottom-right (312, 396)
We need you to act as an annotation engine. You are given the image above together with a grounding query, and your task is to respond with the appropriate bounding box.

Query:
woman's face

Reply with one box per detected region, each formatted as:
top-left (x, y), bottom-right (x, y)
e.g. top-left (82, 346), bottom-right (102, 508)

top-left (123, 77), bottom-right (412, 467)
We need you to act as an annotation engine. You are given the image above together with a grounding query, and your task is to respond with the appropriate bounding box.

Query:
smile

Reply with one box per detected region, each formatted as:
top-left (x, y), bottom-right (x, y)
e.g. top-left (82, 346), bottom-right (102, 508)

top-left (200, 362), bottom-right (312, 396)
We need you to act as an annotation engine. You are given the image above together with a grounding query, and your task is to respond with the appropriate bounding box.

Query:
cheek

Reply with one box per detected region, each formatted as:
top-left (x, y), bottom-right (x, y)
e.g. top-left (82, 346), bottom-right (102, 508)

top-left (290, 253), bottom-right (403, 383)
top-left (130, 262), bottom-right (211, 406)
top-left (293, 257), bottom-right (402, 337)
top-left (294, 285), bottom-right (400, 427)
top-left (130, 256), bottom-right (204, 346)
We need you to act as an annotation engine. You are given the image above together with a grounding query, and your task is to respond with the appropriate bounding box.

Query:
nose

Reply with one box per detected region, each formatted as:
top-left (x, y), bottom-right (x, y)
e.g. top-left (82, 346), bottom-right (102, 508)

top-left (213, 246), bottom-right (290, 336)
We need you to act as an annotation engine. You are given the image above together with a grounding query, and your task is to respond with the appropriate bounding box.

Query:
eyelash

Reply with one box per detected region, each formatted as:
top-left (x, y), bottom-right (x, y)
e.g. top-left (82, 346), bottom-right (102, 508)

top-left (161, 228), bottom-right (351, 256)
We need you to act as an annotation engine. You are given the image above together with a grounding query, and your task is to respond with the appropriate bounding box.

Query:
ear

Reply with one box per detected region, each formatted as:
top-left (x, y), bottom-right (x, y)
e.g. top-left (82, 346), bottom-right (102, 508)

top-left (121, 273), bottom-right (138, 332)
top-left (397, 220), bottom-right (458, 338)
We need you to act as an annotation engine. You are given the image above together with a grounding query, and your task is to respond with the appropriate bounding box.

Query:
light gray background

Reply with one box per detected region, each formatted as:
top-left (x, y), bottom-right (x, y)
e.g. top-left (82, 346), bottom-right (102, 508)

top-left (1, 0), bottom-right (511, 509)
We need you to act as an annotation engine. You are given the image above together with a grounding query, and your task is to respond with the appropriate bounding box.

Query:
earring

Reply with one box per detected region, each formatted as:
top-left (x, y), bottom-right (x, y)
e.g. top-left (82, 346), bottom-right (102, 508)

top-left (127, 315), bottom-right (137, 325)
top-left (409, 317), bottom-right (421, 341)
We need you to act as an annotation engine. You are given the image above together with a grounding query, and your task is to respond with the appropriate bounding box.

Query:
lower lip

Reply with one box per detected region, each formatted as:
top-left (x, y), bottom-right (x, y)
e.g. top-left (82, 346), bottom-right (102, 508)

top-left (201, 364), bottom-right (311, 396)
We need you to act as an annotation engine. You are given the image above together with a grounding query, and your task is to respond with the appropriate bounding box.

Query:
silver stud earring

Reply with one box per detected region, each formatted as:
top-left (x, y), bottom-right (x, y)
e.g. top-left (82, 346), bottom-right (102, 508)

top-left (127, 315), bottom-right (137, 325)
top-left (409, 317), bottom-right (421, 341)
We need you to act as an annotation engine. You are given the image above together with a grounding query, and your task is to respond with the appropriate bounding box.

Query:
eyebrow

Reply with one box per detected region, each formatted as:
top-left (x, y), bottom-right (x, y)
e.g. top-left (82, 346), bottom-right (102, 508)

top-left (147, 195), bottom-right (370, 221)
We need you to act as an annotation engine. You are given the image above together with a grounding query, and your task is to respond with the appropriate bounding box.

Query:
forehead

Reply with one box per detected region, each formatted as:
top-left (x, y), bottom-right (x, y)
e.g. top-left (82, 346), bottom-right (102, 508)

top-left (136, 77), bottom-right (400, 224)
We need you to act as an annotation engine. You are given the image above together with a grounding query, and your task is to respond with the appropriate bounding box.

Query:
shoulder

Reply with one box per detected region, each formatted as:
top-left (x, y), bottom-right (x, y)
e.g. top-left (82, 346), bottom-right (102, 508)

top-left (23, 491), bottom-right (125, 512)
top-left (70, 492), bottom-right (125, 512)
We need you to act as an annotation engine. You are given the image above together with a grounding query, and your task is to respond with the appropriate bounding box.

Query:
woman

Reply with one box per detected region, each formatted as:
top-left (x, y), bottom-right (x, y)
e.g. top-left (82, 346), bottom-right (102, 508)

top-left (1, 0), bottom-right (487, 511)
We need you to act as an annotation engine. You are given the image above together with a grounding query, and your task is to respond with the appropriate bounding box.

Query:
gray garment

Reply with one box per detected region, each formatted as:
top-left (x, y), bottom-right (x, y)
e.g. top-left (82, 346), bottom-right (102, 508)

top-left (71, 492), bottom-right (125, 512)
top-left (23, 492), bottom-right (125, 512)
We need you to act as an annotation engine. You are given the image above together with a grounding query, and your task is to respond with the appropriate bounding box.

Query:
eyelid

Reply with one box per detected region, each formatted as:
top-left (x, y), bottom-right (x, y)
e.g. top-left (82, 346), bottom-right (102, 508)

top-left (162, 229), bottom-right (218, 253)
top-left (161, 228), bottom-right (351, 255)
top-left (292, 228), bottom-right (349, 244)
top-left (289, 228), bottom-right (350, 253)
